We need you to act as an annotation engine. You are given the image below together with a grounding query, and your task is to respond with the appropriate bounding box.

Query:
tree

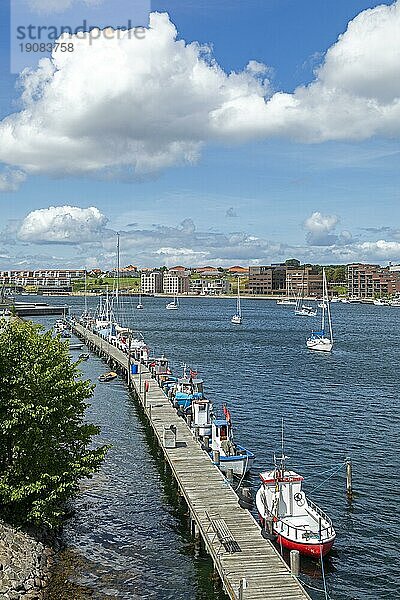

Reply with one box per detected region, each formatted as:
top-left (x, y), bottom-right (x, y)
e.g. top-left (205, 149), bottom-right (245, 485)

top-left (285, 258), bottom-right (300, 267)
top-left (0, 319), bottom-right (108, 528)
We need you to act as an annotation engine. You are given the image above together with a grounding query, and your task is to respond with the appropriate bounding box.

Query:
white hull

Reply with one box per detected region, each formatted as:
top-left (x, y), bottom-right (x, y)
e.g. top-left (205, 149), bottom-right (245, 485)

top-left (219, 453), bottom-right (255, 476)
top-left (166, 304), bottom-right (178, 310)
top-left (306, 337), bottom-right (333, 352)
top-left (277, 300), bottom-right (296, 306)
top-left (295, 309), bottom-right (317, 317)
top-left (231, 315), bottom-right (242, 324)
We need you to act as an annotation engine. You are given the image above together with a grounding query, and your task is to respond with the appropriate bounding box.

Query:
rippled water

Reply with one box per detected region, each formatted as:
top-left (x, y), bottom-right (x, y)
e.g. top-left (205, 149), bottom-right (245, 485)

top-left (29, 294), bottom-right (400, 599)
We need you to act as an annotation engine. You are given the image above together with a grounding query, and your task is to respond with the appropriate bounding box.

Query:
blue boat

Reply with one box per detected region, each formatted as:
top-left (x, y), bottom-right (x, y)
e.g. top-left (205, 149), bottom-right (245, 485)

top-left (211, 412), bottom-right (255, 476)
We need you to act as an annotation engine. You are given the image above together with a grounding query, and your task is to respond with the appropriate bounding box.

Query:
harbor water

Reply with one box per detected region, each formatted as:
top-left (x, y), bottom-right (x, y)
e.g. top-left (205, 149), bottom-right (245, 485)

top-left (30, 295), bottom-right (399, 599)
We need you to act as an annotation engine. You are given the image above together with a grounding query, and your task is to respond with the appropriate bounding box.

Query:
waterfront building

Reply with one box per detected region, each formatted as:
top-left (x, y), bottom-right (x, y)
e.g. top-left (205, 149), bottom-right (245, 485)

top-left (163, 270), bottom-right (190, 295)
top-left (227, 265), bottom-right (249, 275)
top-left (286, 266), bottom-right (323, 297)
top-left (190, 278), bottom-right (229, 295)
top-left (347, 263), bottom-right (400, 298)
top-left (141, 270), bottom-right (163, 295)
top-left (248, 264), bottom-right (286, 295)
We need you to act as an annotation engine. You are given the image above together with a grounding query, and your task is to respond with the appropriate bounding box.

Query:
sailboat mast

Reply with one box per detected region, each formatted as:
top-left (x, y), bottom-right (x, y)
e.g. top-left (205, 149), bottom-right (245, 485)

top-left (326, 272), bottom-right (334, 342)
top-left (237, 278), bottom-right (241, 314)
top-left (116, 232), bottom-right (120, 304)
top-left (84, 269), bottom-right (88, 315)
top-left (321, 269), bottom-right (326, 332)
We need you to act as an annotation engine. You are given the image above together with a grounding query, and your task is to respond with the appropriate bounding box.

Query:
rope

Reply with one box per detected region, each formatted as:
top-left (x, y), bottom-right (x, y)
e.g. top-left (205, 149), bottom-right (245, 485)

top-left (308, 461), bottom-right (346, 494)
top-left (320, 544), bottom-right (330, 600)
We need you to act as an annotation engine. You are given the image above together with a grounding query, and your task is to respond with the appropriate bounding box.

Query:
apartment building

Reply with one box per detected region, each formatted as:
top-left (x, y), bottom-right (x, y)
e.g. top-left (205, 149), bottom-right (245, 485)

top-left (347, 264), bottom-right (400, 298)
top-left (286, 266), bottom-right (323, 297)
top-left (248, 264), bottom-right (286, 295)
top-left (141, 270), bottom-right (163, 294)
top-left (163, 271), bottom-right (190, 295)
top-left (190, 278), bottom-right (229, 295)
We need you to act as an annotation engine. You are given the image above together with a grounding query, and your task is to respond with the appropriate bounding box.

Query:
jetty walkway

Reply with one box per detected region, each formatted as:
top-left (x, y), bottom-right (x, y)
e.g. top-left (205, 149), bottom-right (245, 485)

top-left (72, 322), bottom-right (311, 600)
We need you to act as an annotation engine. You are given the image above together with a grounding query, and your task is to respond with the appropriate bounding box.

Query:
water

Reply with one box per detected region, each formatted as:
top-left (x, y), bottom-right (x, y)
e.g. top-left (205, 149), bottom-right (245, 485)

top-left (28, 294), bottom-right (400, 599)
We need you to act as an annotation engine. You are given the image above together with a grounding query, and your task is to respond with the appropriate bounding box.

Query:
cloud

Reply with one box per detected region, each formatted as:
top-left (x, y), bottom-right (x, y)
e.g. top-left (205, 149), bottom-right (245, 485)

top-left (25, 0), bottom-right (102, 14)
top-left (2, 3), bottom-right (400, 180)
top-left (304, 211), bottom-right (340, 245)
top-left (0, 168), bottom-right (26, 192)
top-left (17, 205), bottom-right (108, 244)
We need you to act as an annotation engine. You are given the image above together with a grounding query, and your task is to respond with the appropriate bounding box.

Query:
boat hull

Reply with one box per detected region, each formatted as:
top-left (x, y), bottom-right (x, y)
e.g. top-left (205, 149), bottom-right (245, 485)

top-left (275, 530), bottom-right (335, 558)
top-left (218, 447), bottom-right (255, 476)
top-left (306, 338), bottom-right (333, 352)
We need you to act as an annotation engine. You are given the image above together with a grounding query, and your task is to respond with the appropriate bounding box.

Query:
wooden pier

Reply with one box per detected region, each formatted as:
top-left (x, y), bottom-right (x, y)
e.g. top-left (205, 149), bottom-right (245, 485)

top-left (72, 322), bottom-right (311, 600)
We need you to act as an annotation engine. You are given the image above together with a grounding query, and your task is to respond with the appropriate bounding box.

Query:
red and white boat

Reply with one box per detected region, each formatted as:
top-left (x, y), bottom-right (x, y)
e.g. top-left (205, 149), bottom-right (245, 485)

top-left (255, 456), bottom-right (336, 558)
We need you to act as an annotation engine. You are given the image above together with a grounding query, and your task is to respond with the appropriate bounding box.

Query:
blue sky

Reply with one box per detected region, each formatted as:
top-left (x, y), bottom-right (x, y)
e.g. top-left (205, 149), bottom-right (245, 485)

top-left (0, 0), bottom-right (399, 269)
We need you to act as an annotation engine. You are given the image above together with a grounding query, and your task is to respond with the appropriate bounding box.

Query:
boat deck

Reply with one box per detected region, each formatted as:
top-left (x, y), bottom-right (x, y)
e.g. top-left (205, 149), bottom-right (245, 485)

top-left (72, 322), bottom-right (311, 600)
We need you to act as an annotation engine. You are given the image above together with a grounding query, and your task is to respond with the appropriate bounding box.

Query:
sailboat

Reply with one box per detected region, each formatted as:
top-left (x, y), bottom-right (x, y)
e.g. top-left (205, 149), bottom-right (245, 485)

top-left (277, 282), bottom-right (296, 306)
top-left (231, 279), bottom-right (242, 324)
top-left (294, 268), bottom-right (317, 317)
top-left (136, 293), bottom-right (144, 309)
top-left (306, 269), bottom-right (333, 352)
top-left (166, 295), bottom-right (179, 310)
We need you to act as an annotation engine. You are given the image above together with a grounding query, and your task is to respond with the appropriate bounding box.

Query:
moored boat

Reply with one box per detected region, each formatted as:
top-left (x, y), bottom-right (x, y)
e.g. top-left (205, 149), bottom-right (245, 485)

top-left (166, 296), bottom-right (179, 310)
top-left (210, 406), bottom-right (255, 476)
top-left (98, 371), bottom-right (118, 382)
top-left (307, 269), bottom-right (333, 352)
top-left (255, 455), bottom-right (336, 558)
top-left (231, 279), bottom-right (242, 324)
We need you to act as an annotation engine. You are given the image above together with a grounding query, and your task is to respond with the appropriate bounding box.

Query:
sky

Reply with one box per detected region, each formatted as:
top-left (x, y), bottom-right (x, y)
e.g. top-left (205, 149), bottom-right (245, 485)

top-left (0, 0), bottom-right (400, 269)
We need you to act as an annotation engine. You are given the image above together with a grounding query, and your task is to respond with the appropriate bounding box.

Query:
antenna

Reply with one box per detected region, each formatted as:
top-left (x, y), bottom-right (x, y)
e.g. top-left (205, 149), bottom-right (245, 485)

top-left (116, 232), bottom-right (120, 304)
top-left (281, 417), bottom-right (284, 458)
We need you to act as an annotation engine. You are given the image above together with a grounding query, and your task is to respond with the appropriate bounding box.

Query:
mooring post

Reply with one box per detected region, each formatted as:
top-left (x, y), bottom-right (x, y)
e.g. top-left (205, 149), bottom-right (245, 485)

top-left (213, 450), bottom-right (220, 466)
top-left (227, 468), bottom-right (234, 484)
top-left (239, 577), bottom-right (247, 600)
top-left (346, 457), bottom-right (353, 500)
top-left (290, 550), bottom-right (300, 576)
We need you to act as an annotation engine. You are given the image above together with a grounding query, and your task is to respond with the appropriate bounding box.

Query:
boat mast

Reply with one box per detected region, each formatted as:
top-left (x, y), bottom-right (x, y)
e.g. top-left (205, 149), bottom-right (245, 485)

top-left (237, 278), bottom-right (241, 315)
top-left (116, 232), bottom-right (120, 305)
top-left (84, 269), bottom-right (88, 316)
top-left (326, 271), bottom-right (333, 343)
top-left (321, 268), bottom-right (326, 332)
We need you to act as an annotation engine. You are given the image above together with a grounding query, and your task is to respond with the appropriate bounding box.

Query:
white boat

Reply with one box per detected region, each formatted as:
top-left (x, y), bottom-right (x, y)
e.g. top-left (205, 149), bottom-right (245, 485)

top-left (231, 279), bottom-right (242, 324)
top-left (390, 298), bottom-right (400, 307)
top-left (166, 296), bottom-right (179, 310)
top-left (211, 406), bottom-right (255, 476)
top-left (306, 269), bottom-right (333, 352)
top-left (136, 294), bottom-right (144, 309)
top-left (277, 283), bottom-right (296, 305)
top-left (294, 268), bottom-right (317, 317)
top-left (255, 453), bottom-right (336, 558)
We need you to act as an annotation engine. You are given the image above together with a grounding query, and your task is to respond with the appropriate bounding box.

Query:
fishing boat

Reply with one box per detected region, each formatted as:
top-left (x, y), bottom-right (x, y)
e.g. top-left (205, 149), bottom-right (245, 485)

top-left (306, 269), bottom-right (333, 352)
top-left (78, 353), bottom-right (90, 361)
top-left (255, 452), bottom-right (336, 558)
top-left (61, 329), bottom-right (71, 338)
top-left (166, 296), bottom-right (179, 310)
top-left (136, 294), bottom-right (144, 309)
top-left (211, 405), bottom-right (255, 476)
top-left (98, 371), bottom-right (118, 382)
top-left (231, 279), bottom-right (242, 324)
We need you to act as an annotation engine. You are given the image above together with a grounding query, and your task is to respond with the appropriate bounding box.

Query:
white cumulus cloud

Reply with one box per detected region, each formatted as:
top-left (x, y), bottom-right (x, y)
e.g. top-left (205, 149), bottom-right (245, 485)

top-left (17, 205), bottom-right (108, 244)
top-left (1, 3), bottom-right (400, 180)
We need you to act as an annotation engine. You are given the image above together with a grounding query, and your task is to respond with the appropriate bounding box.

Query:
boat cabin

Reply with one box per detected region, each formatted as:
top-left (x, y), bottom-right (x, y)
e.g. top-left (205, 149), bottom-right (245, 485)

top-left (260, 469), bottom-right (305, 518)
top-left (211, 418), bottom-right (235, 455)
top-left (192, 399), bottom-right (212, 437)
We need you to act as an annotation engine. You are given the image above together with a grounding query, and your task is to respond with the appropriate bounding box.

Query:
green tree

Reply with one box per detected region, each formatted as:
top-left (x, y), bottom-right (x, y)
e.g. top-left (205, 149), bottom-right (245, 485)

top-left (0, 320), bottom-right (108, 528)
top-left (285, 258), bottom-right (300, 267)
